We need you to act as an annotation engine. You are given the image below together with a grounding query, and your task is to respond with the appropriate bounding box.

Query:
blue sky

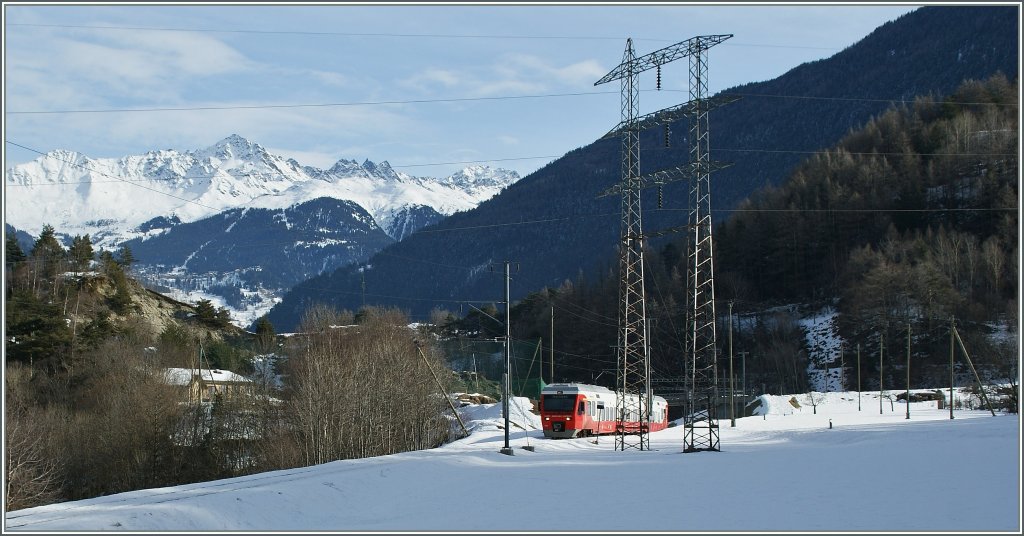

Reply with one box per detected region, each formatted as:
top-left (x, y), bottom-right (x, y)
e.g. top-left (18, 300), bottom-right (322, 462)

top-left (3, 3), bottom-right (921, 179)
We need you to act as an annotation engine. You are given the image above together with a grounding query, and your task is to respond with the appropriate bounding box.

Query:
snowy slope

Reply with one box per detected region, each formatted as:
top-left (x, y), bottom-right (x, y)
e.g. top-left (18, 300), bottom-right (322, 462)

top-left (5, 392), bottom-right (1018, 532)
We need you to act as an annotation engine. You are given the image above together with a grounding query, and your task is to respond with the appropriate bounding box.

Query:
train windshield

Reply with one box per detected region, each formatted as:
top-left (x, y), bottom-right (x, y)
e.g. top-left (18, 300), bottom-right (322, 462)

top-left (542, 394), bottom-right (575, 412)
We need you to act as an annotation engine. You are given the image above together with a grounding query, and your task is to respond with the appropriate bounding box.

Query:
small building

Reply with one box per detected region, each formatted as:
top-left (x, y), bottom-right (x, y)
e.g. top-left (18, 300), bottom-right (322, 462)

top-left (164, 367), bottom-right (252, 403)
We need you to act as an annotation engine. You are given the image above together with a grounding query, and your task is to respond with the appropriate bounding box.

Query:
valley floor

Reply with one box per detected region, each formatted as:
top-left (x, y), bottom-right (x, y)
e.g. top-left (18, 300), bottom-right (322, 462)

top-left (4, 391), bottom-right (1020, 532)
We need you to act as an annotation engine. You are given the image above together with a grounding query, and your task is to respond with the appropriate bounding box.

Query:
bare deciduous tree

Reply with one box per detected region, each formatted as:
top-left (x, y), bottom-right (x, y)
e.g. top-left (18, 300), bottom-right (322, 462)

top-left (279, 305), bottom-right (453, 467)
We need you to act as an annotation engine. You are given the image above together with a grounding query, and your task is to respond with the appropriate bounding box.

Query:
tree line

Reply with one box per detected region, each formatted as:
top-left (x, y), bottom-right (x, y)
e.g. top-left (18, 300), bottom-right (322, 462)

top-left (5, 228), bottom-right (457, 510)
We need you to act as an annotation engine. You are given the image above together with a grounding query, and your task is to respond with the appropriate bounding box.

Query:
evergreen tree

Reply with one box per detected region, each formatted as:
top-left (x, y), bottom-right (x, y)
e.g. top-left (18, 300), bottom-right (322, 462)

top-left (6, 234), bottom-right (26, 267)
top-left (98, 250), bottom-right (117, 275)
top-left (108, 264), bottom-right (133, 314)
top-left (68, 234), bottom-right (94, 273)
top-left (30, 224), bottom-right (65, 280)
top-left (215, 307), bottom-right (232, 328)
top-left (5, 289), bottom-right (72, 370)
top-left (254, 316), bottom-right (276, 353)
top-left (195, 299), bottom-right (218, 326)
top-left (117, 245), bottom-right (135, 269)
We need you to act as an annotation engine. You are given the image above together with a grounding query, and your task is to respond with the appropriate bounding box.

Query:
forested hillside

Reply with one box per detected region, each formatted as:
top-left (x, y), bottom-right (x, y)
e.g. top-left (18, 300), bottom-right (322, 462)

top-left (265, 5), bottom-right (1019, 331)
top-left (484, 75), bottom-right (1018, 396)
top-left (717, 74), bottom-right (1018, 389)
top-left (4, 230), bottom-right (457, 510)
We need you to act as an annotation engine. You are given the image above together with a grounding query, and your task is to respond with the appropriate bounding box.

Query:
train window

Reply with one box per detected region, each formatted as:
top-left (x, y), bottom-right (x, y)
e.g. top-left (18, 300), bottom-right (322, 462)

top-left (541, 394), bottom-right (574, 412)
top-left (577, 401), bottom-right (585, 414)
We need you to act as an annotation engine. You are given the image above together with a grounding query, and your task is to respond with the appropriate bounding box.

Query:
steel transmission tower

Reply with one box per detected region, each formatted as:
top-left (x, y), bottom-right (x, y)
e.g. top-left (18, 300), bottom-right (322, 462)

top-left (595, 35), bottom-right (733, 452)
top-left (683, 35), bottom-right (729, 453)
top-left (597, 38), bottom-right (648, 452)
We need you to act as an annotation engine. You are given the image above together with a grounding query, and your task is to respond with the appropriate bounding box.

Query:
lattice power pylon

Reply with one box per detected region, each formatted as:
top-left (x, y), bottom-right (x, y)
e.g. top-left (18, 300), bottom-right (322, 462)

top-left (595, 35), bottom-right (733, 452)
top-left (598, 38), bottom-right (649, 451)
top-left (683, 35), bottom-right (729, 453)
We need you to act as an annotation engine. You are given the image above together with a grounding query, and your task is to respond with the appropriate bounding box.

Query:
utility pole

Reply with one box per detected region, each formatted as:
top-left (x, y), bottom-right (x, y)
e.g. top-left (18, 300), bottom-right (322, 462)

top-left (729, 300), bottom-right (735, 427)
top-left (550, 305), bottom-right (554, 384)
top-left (500, 261), bottom-right (514, 456)
top-left (416, 344), bottom-right (468, 438)
top-left (952, 325), bottom-right (997, 416)
top-left (473, 353), bottom-right (479, 394)
top-left (857, 343), bottom-right (861, 411)
top-left (906, 322), bottom-right (911, 420)
top-left (949, 316), bottom-right (955, 419)
top-left (879, 332), bottom-right (884, 415)
top-left (739, 351), bottom-right (748, 406)
top-left (839, 342), bottom-right (844, 392)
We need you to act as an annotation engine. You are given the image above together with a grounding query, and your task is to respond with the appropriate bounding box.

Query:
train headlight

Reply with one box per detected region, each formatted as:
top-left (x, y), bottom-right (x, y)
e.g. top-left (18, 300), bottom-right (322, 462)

top-left (565, 417), bottom-right (570, 421)
top-left (544, 417), bottom-right (549, 421)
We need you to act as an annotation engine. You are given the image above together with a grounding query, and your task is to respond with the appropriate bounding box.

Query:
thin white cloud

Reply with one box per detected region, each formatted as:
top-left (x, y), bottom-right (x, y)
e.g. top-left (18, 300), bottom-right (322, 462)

top-left (398, 54), bottom-right (603, 99)
top-left (501, 53), bottom-right (607, 87)
top-left (6, 30), bottom-right (256, 109)
top-left (399, 68), bottom-right (462, 92)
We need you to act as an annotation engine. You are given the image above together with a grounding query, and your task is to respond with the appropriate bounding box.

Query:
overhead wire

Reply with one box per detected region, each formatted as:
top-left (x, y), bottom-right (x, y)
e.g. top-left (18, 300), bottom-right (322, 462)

top-left (4, 91), bottom-right (620, 115)
top-left (5, 141), bottom-right (217, 211)
top-left (5, 143), bottom-right (1015, 188)
top-left (5, 22), bottom-right (846, 50)
top-left (6, 89), bottom-right (1016, 115)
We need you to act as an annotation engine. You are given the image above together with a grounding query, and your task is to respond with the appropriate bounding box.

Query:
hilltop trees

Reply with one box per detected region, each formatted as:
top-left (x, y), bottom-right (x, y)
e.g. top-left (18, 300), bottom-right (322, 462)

top-left (30, 224), bottom-right (66, 282)
top-left (68, 235), bottom-right (94, 273)
top-left (254, 315), bottom-right (277, 354)
top-left (194, 298), bottom-right (231, 328)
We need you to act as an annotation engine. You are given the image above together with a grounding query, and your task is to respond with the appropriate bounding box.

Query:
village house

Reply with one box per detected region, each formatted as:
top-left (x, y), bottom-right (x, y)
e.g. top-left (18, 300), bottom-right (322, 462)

top-left (163, 367), bottom-right (252, 403)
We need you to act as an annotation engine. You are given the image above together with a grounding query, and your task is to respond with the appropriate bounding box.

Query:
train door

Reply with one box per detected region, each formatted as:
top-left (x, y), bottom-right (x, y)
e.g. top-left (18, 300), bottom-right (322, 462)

top-left (577, 399), bottom-right (586, 436)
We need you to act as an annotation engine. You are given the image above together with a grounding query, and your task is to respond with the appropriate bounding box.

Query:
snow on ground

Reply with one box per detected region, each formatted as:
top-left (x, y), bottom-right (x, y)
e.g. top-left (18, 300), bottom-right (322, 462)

top-left (5, 392), bottom-right (1020, 532)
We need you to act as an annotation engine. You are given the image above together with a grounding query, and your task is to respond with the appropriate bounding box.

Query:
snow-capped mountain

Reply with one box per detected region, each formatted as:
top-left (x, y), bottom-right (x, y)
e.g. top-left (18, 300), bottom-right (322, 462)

top-left (4, 135), bottom-right (520, 325)
top-left (4, 134), bottom-right (518, 245)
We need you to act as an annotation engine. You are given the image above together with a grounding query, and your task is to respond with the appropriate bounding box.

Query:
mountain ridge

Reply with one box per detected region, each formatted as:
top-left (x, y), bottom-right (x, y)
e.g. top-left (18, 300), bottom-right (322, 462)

top-left (5, 135), bottom-right (520, 244)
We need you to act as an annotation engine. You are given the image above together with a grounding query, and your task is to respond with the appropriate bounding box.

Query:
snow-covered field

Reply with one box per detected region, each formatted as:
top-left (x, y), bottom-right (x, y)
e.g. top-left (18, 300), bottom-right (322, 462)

top-left (5, 391), bottom-right (1020, 532)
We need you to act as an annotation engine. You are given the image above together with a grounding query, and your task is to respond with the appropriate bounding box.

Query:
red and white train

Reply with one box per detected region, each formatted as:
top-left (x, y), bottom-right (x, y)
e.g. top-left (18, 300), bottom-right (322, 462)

top-left (539, 383), bottom-right (669, 439)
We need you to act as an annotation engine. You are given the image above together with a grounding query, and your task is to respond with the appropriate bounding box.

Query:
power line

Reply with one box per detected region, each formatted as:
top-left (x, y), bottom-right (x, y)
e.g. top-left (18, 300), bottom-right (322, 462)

top-left (5, 22), bottom-right (845, 50)
top-left (4, 91), bottom-right (618, 115)
top-left (5, 141), bottom-right (216, 211)
top-left (6, 144), bottom-right (1015, 188)
top-left (712, 147), bottom-right (1018, 158)
top-left (7, 89), bottom-right (1015, 116)
top-left (718, 91), bottom-right (1019, 108)
top-left (395, 155), bottom-right (562, 168)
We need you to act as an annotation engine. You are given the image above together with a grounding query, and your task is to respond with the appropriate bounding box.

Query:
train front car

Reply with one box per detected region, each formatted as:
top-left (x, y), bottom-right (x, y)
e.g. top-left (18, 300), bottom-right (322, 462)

top-left (540, 383), bottom-right (670, 439)
top-left (540, 383), bottom-right (616, 439)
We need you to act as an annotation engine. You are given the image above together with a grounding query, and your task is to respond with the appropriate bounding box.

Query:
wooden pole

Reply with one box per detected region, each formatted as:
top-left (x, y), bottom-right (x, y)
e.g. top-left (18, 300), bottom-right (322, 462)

top-left (953, 326), bottom-right (997, 416)
top-left (550, 306), bottom-right (555, 384)
top-left (416, 344), bottom-right (469, 438)
top-left (729, 301), bottom-right (735, 427)
top-left (949, 317), bottom-right (955, 419)
top-left (906, 323), bottom-right (911, 420)
top-left (857, 343), bottom-right (861, 411)
top-left (879, 332), bottom-right (884, 414)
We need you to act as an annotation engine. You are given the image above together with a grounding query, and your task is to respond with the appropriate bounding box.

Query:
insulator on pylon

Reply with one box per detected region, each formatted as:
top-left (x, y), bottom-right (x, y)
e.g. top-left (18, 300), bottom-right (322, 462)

top-left (664, 124), bottom-right (671, 148)
top-left (656, 65), bottom-right (661, 90)
top-left (658, 185), bottom-right (664, 208)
